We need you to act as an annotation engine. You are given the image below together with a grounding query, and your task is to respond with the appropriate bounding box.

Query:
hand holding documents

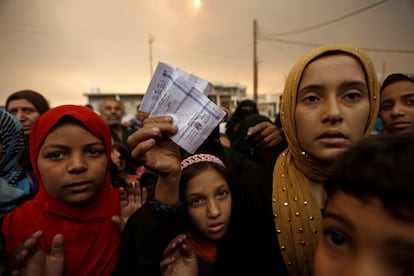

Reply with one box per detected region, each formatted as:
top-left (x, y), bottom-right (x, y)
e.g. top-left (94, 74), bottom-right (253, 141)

top-left (140, 62), bottom-right (226, 154)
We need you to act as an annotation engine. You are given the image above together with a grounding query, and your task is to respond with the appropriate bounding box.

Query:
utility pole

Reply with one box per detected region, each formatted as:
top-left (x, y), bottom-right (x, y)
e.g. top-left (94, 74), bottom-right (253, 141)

top-left (148, 33), bottom-right (154, 77)
top-left (253, 19), bottom-right (258, 103)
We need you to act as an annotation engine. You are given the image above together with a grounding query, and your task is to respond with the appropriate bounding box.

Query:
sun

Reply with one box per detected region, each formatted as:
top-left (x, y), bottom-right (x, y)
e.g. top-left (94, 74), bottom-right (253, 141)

top-left (194, 0), bottom-right (201, 8)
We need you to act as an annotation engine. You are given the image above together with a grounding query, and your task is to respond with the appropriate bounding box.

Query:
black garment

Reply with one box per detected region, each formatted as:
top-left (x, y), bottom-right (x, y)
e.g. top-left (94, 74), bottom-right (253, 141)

top-left (113, 165), bottom-right (288, 276)
top-left (112, 200), bottom-right (184, 276)
top-left (110, 126), bottom-right (134, 149)
top-left (214, 164), bottom-right (288, 275)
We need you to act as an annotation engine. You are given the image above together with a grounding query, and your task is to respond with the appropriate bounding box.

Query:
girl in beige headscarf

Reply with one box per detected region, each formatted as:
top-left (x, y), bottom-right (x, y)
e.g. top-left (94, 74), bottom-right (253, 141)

top-left (273, 44), bottom-right (379, 275)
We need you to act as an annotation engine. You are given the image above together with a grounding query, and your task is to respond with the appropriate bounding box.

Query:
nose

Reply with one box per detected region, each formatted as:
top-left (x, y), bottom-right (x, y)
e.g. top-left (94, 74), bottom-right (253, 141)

top-left (390, 103), bottom-right (405, 117)
top-left (68, 153), bottom-right (87, 173)
top-left (207, 199), bottom-right (221, 218)
top-left (322, 96), bottom-right (343, 124)
top-left (15, 110), bottom-right (26, 121)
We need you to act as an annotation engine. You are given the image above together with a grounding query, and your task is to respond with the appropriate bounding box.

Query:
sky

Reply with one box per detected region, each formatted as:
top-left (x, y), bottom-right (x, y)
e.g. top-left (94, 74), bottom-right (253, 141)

top-left (0, 0), bottom-right (413, 107)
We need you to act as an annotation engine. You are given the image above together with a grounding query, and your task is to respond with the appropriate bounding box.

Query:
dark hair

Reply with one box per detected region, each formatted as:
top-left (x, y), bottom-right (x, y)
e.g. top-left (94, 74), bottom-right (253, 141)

top-left (112, 142), bottom-right (136, 174)
top-left (325, 133), bottom-right (414, 221)
top-left (179, 159), bottom-right (234, 207)
top-left (380, 73), bottom-right (414, 93)
top-left (6, 90), bottom-right (50, 115)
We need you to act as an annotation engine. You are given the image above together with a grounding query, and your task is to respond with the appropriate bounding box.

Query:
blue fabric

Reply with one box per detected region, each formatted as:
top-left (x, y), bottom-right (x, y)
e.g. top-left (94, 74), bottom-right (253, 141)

top-left (0, 109), bottom-right (31, 211)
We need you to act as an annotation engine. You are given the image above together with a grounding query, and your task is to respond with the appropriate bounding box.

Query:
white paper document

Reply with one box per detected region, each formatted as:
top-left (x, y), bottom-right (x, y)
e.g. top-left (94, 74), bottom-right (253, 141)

top-left (140, 62), bottom-right (225, 154)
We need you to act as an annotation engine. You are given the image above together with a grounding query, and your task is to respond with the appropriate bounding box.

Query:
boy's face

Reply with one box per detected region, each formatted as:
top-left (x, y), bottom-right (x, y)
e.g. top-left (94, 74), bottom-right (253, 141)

top-left (380, 80), bottom-right (414, 134)
top-left (315, 191), bottom-right (414, 276)
top-left (37, 123), bottom-right (107, 206)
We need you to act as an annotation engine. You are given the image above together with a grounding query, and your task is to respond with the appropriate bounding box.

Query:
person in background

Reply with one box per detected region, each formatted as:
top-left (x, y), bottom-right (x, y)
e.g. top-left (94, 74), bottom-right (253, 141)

top-left (0, 109), bottom-right (32, 216)
top-left (230, 113), bottom-right (286, 164)
top-left (218, 107), bottom-right (231, 147)
top-left (5, 90), bottom-right (50, 194)
top-left (224, 99), bottom-right (258, 146)
top-left (315, 132), bottom-right (414, 276)
top-left (100, 98), bottom-right (134, 147)
top-left (379, 73), bottom-right (414, 135)
top-left (110, 141), bottom-right (141, 189)
top-left (124, 104), bottom-right (148, 132)
top-left (1, 105), bottom-right (145, 275)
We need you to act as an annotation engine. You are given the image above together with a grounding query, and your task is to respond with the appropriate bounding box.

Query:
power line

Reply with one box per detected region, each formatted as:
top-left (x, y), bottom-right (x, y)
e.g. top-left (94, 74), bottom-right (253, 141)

top-left (259, 36), bottom-right (414, 54)
top-left (263, 0), bottom-right (389, 37)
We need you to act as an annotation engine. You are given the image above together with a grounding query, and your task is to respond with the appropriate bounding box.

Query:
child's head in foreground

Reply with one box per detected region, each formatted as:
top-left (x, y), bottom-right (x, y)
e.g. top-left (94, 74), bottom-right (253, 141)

top-left (315, 133), bottom-right (414, 276)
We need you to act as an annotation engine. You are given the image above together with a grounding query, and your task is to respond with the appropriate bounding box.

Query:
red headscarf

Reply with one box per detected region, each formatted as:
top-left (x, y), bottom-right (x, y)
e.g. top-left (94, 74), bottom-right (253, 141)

top-left (2, 105), bottom-right (120, 275)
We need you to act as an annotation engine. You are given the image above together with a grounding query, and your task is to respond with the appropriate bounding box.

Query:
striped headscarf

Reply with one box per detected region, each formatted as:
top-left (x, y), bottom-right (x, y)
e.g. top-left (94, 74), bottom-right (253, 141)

top-left (0, 109), bottom-right (31, 211)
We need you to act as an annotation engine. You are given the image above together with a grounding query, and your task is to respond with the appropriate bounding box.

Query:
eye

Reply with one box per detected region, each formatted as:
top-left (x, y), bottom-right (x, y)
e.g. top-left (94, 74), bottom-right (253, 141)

top-left (343, 90), bottom-right (363, 101)
top-left (45, 151), bottom-right (64, 160)
top-left (23, 108), bottom-right (36, 114)
top-left (302, 95), bottom-right (320, 104)
top-left (216, 189), bottom-right (230, 199)
top-left (405, 96), bottom-right (414, 105)
top-left (381, 101), bottom-right (394, 111)
top-left (86, 146), bottom-right (105, 157)
top-left (323, 228), bottom-right (348, 247)
top-left (188, 197), bottom-right (205, 207)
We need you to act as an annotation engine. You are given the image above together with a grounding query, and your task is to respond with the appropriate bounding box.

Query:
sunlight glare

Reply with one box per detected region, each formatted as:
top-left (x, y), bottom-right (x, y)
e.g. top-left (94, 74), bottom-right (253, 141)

top-left (194, 0), bottom-right (201, 8)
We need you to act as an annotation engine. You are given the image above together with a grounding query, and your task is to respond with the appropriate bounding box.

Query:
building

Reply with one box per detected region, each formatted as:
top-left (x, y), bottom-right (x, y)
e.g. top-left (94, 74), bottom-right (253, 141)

top-left (84, 83), bottom-right (281, 120)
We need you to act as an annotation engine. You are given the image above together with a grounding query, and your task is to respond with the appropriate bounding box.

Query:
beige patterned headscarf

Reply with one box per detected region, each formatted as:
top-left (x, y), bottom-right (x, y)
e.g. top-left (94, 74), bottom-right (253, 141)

top-left (272, 44), bottom-right (379, 275)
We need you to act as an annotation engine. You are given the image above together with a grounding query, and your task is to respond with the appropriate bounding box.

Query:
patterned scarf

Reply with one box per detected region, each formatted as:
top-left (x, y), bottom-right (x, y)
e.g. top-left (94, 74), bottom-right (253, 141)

top-left (272, 44), bottom-right (380, 275)
top-left (0, 109), bottom-right (31, 211)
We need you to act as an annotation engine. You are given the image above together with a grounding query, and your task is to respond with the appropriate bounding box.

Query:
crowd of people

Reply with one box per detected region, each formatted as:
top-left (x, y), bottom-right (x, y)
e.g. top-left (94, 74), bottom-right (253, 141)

top-left (0, 43), bottom-right (413, 276)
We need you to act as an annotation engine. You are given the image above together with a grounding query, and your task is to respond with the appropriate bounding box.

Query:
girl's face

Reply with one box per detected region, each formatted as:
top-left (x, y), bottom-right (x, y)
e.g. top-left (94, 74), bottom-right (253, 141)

top-left (184, 167), bottom-right (232, 242)
top-left (295, 54), bottom-right (370, 162)
top-left (380, 80), bottom-right (414, 134)
top-left (37, 122), bottom-right (107, 206)
top-left (315, 192), bottom-right (414, 276)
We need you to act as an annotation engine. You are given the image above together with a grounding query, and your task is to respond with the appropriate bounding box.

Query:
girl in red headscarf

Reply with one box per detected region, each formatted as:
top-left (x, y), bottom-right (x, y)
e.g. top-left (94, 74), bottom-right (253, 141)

top-left (2, 105), bottom-right (121, 275)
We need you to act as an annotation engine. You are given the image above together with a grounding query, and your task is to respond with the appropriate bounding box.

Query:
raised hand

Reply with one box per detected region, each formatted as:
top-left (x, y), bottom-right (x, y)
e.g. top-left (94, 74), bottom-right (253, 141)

top-left (160, 234), bottom-right (198, 276)
top-left (112, 179), bottom-right (148, 232)
top-left (247, 121), bottom-right (283, 149)
top-left (127, 116), bottom-right (182, 205)
top-left (127, 116), bottom-right (181, 176)
top-left (9, 231), bottom-right (64, 276)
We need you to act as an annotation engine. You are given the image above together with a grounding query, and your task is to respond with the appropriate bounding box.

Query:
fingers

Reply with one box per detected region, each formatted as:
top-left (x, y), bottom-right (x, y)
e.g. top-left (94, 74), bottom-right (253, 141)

top-left (246, 121), bottom-right (268, 136)
top-left (50, 234), bottom-right (64, 258)
top-left (127, 117), bottom-right (177, 149)
top-left (163, 234), bottom-right (187, 257)
top-left (247, 122), bottom-right (282, 148)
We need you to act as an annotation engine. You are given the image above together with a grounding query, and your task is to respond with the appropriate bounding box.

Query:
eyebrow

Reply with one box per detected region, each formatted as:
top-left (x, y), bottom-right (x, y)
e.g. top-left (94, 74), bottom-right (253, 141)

top-left (323, 211), bottom-right (355, 231)
top-left (298, 80), bottom-right (367, 95)
top-left (41, 141), bottom-right (104, 149)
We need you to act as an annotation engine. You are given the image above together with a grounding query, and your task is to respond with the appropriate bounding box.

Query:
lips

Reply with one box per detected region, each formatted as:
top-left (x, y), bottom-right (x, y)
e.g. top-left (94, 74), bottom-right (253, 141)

top-left (65, 181), bottom-right (92, 192)
top-left (207, 222), bottom-right (225, 233)
top-left (391, 122), bottom-right (411, 130)
top-left (317, 130), bottom-right (348, 145)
